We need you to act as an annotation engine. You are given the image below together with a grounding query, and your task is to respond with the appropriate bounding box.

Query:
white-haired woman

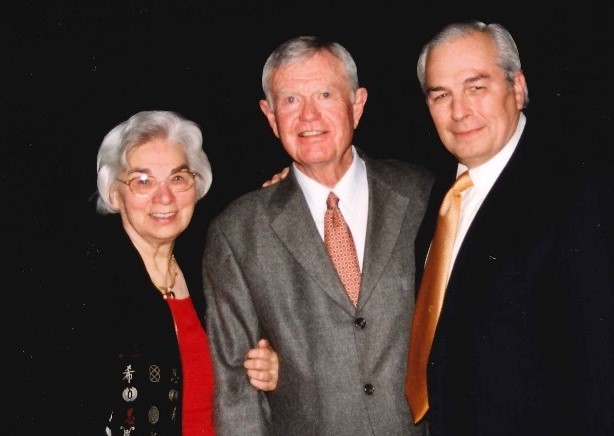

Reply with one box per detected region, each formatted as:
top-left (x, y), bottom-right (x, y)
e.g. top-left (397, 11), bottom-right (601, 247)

top-left (83, 110), bottom-right (278, 435)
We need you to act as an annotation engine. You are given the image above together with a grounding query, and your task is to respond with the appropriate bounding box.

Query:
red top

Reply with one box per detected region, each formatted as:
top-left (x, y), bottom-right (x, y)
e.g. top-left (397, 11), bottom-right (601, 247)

top-left (167, 297), bottom-right (216, 435)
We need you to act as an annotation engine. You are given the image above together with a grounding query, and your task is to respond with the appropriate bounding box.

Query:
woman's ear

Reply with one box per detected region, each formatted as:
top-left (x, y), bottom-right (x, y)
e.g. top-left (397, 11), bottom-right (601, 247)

top-left (109, 183), bottom-right (121, 209)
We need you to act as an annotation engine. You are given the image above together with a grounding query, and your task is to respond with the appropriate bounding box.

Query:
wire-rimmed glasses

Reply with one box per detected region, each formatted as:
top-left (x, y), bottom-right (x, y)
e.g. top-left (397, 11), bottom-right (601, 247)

top-left (118, 170), bottom-right (198, 196)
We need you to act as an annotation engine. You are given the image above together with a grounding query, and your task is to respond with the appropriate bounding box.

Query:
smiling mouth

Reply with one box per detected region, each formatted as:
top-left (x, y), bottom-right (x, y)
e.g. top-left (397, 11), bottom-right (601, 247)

top-left (299, 130), bottom-right (324, 137)
top-left (152, 212), bottom-right (176, 219)
top-left (452, 124), bottom-right (483, 136)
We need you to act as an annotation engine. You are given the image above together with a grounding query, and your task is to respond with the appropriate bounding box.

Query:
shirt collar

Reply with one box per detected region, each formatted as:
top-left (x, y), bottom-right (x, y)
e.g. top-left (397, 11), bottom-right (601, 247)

top-left (458, 112), bottom-right (526, 190)
top-left (294, 146), bottom-right (363, 209)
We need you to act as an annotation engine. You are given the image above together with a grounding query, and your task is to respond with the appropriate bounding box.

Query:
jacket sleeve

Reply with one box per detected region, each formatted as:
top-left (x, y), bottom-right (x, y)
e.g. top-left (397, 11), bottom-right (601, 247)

top-left (202, 218), bottom-right (272, 435)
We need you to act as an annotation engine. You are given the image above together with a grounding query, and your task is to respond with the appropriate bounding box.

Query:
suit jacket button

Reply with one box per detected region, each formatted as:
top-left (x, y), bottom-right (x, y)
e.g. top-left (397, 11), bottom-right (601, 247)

top-left (363, 384), bottom-right (374, 395)
top-left (354, 317), bottom-right (366, 329)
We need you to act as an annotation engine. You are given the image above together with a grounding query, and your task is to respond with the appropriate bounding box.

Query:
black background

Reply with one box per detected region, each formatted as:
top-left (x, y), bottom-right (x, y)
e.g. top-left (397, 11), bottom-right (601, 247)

top-left (5, 0), bottom-right (613, 432)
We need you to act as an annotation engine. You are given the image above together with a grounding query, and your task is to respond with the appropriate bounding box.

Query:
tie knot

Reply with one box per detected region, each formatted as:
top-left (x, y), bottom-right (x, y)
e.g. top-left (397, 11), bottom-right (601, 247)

top-left (326, 192), bottom-right (340, 210)
top-left (452, 171), bottom-right (473, 194)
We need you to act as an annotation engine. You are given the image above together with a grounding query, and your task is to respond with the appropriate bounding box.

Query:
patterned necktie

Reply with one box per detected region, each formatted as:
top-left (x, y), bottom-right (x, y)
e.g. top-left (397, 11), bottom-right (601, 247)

top-left (405, 171), bottom-right (473, 423)
top-left (324, 192), bottom-right (361, 306)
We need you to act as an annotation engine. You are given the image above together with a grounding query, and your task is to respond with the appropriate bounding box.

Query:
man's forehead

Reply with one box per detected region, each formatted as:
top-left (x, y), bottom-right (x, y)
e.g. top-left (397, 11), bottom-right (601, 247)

top-left (426, 39), bottom-right (499, 85)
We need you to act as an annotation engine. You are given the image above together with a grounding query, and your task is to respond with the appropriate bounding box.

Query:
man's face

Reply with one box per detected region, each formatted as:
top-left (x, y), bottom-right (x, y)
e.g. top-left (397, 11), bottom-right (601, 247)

top-left (424, 31), bottom-right (526, 169)
top-left (259, 50), bottom-right (367, 180)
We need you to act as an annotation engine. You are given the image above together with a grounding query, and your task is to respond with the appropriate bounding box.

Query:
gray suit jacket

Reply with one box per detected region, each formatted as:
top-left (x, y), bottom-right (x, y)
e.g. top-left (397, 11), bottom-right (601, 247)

top-left (203, 153), bottom-right (433, 435)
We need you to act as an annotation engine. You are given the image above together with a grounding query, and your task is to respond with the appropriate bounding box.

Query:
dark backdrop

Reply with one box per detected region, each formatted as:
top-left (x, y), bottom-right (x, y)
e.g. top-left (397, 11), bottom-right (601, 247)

top-left (5, 1), bottom-right (613, 433)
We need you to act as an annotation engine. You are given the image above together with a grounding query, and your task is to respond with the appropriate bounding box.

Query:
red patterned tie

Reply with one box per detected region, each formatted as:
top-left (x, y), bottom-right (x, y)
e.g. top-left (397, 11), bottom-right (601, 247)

top-left (324, 192), bottom-right (361, 306)
top-left (405, 171), bottom-right (473, 423)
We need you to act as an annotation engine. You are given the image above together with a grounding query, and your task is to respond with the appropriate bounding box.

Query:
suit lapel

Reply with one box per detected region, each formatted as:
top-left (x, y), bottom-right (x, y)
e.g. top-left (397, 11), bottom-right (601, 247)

top-left (448, 124), bottom-right (548, 284)
top-left (359, 164), bottom-right (410, 308)
top-left (267, 161), bottom-right (411, 312)
top-left (269, 176), bottom-right (355, 310)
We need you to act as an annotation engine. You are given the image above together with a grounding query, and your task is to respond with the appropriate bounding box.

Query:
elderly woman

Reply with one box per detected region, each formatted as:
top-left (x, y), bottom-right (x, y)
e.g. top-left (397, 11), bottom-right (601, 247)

top-left (85, 110), bottom-right (277, 435)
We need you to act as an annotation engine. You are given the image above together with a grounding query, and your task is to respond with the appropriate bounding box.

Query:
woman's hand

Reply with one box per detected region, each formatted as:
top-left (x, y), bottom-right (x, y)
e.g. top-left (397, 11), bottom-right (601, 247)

top-left (244, 339), bottom-right (279, 391)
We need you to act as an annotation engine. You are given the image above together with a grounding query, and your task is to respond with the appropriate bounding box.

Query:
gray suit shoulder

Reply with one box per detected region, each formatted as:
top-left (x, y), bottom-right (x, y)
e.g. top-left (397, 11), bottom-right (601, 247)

top-left (209, 181), bottom-right (282, 223)
top-left (367, 157), bottom-right (434, 195)
top-left (211, 157), bottom-right (434, 224)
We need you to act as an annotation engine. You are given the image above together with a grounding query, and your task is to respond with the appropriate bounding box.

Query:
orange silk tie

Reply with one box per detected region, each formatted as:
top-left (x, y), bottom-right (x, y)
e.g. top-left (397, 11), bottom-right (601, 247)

top-left (324, 192), bottom-right (361, 306)
top-left (405, 171), bottom-right (473, 423)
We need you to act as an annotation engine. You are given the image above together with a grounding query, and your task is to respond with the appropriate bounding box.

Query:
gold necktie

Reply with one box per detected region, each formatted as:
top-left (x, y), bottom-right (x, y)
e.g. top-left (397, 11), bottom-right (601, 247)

top-left (324, 192), bottom-right (361, 306)
top-left (405, 171), bottom-right (473, 423)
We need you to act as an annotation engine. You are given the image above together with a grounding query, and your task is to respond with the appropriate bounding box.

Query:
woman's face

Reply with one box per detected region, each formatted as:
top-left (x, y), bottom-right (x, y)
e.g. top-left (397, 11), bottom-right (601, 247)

top-left (110, 137), bottom-right (197, 249)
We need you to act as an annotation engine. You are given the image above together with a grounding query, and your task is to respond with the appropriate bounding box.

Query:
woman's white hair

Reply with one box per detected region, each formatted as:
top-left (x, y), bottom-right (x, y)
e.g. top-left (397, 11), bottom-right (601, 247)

top-left (95, 110), bottom-right (212, 214)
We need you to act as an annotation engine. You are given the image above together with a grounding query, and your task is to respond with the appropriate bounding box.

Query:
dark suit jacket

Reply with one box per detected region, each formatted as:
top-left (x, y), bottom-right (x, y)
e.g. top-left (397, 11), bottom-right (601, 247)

top-left (203, 153), bottom-right (433, 436)
top-left (418, 117), bottom-right (614, 436)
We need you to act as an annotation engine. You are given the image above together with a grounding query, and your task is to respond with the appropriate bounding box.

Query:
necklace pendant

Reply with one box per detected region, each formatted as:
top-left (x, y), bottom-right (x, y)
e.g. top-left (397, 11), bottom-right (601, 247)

top-left (155, 254), bottom-right (178, 299)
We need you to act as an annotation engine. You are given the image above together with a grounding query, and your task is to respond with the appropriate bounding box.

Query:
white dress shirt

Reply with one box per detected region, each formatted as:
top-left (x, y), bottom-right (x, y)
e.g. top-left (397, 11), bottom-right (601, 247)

top-left (448, 113), bottom-right (527, 275)
top-left (293, 146), bottom-right (369, 269)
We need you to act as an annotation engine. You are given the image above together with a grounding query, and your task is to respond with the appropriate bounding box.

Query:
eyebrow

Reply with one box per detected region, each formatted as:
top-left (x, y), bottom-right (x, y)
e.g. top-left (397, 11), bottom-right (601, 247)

top-left (426, 73), bottom-right (490, 94)
top-left (127, 164), bottom-right (190, 175)
top-left (464, 73), bottom-right (489, 85)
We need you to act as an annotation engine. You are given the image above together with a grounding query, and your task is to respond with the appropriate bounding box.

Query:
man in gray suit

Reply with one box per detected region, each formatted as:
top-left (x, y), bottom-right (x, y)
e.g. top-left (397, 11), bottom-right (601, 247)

top-left (202, 36), bottom-right (432, 435)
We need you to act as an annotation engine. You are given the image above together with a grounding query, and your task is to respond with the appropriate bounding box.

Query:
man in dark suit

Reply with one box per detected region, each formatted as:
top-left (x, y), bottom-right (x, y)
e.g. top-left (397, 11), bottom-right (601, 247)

top-left (405, 20), bottom-right (614, 436)
top-left (202, 36), bottom-right (432, 435)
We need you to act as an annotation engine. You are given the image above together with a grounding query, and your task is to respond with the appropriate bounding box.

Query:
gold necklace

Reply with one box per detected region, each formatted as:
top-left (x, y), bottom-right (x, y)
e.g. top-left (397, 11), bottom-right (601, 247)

top-left (156, 254), bottom-right (178, 299)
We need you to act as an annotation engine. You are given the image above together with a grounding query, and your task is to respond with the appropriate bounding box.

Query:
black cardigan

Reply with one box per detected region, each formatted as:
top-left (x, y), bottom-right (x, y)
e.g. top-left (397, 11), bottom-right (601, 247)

top-left (64, 214), bottom-right (207, 435)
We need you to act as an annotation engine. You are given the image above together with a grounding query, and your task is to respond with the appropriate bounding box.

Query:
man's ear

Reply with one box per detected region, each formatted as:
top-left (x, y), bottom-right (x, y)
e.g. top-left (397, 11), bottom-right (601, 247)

top-left (513, 71), bottom-right (527, 109)
top-left (259, 99), bottom-right (280, 138)
top-left (352, 87), bottom-right (368, 129)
